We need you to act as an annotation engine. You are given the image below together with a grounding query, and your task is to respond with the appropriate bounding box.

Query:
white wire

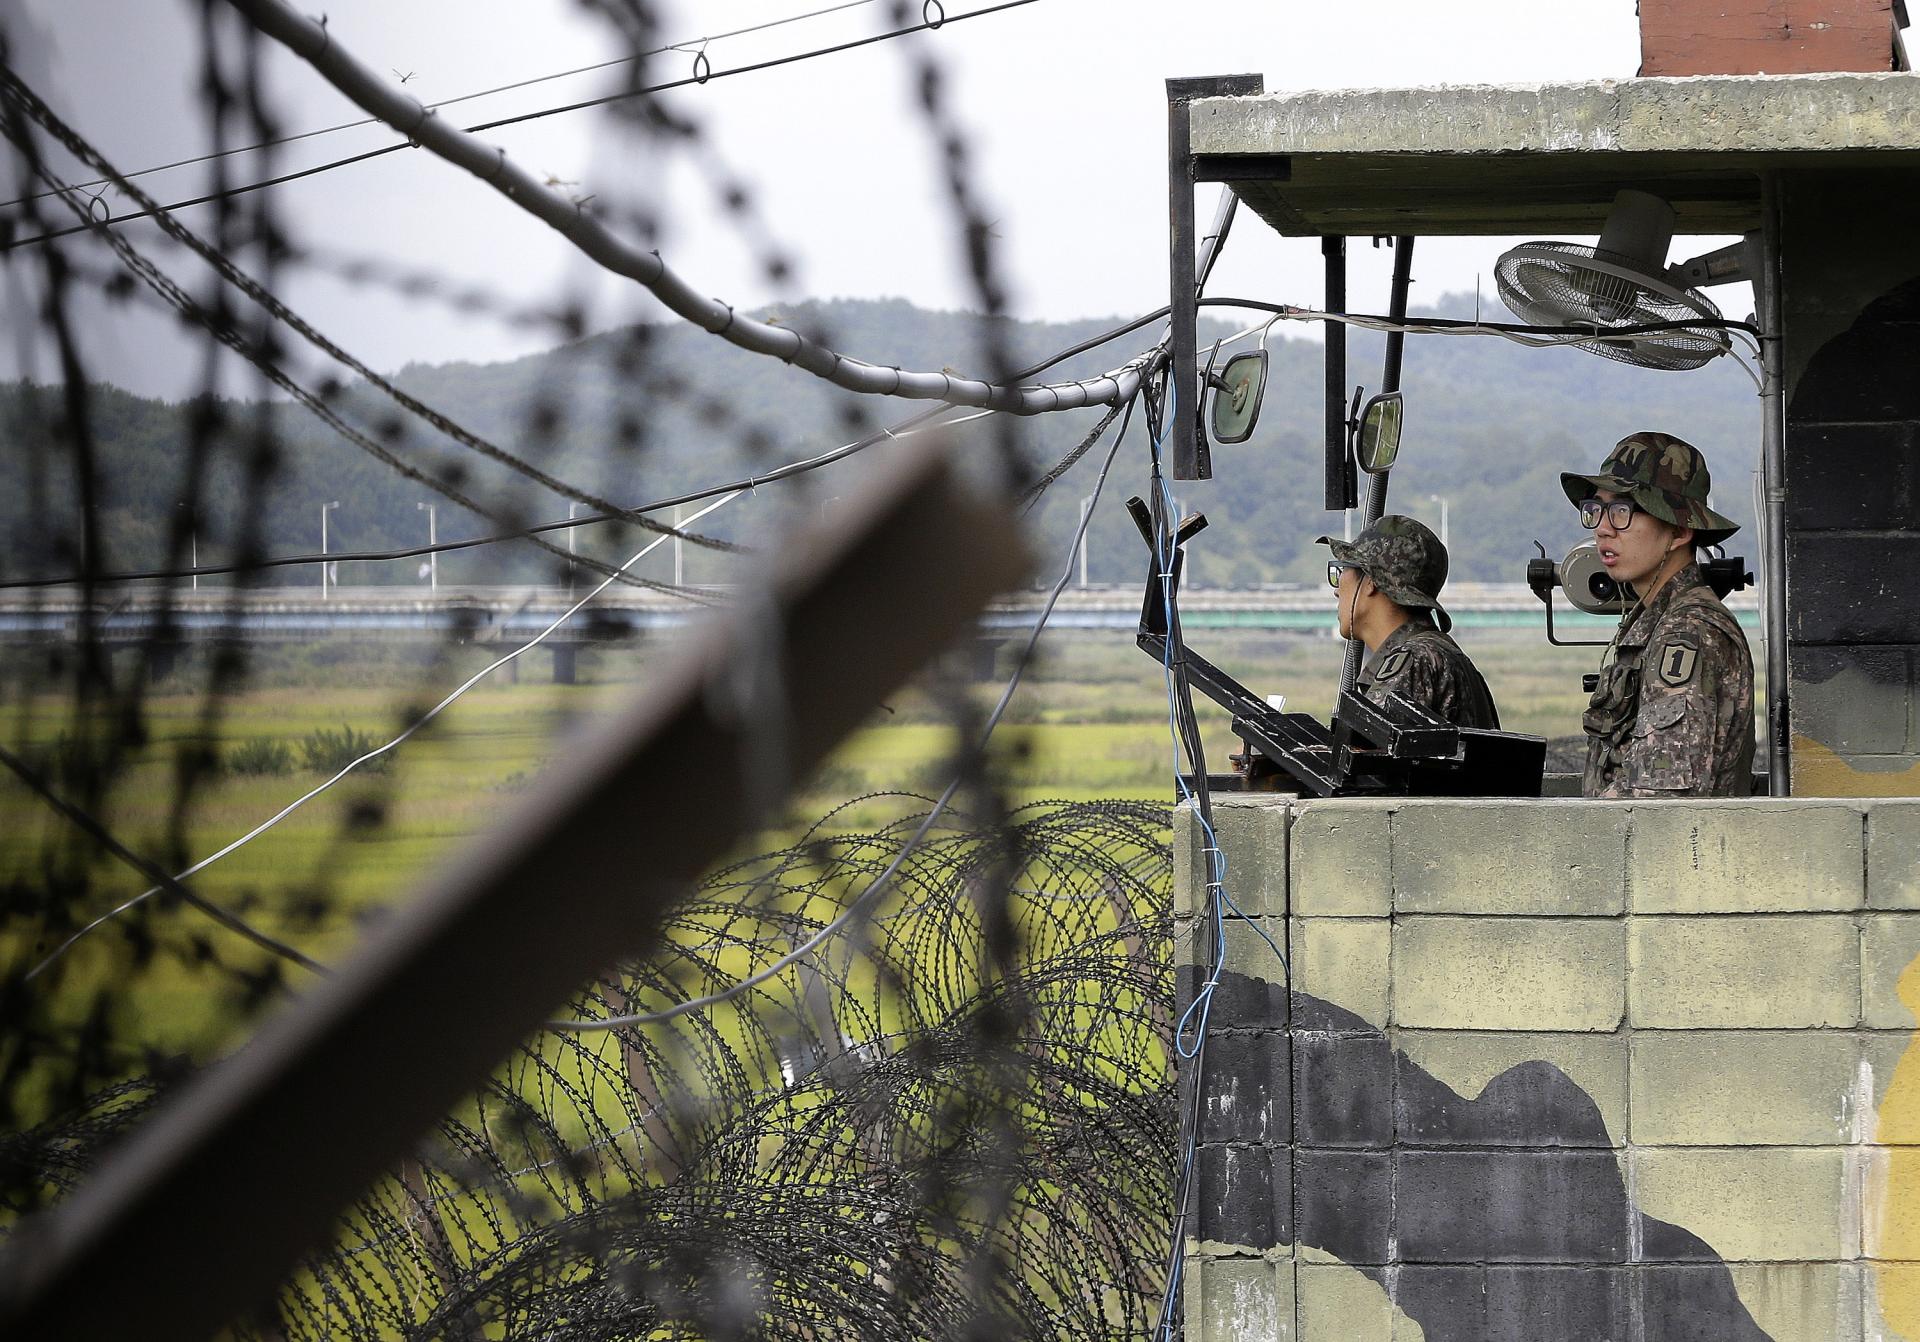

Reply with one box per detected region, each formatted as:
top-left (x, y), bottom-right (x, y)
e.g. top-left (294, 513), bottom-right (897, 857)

top-left (550, 400), bottom-right (1136, 1032)
top-left (23, 489), bottom-right (739, 981)
top-left (22, 406), bottom-right (993, 981)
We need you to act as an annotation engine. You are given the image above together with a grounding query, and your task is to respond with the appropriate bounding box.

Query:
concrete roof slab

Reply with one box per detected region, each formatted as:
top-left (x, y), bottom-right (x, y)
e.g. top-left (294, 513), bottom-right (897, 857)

top-left (1190, 72), bottom-right (1920, 236)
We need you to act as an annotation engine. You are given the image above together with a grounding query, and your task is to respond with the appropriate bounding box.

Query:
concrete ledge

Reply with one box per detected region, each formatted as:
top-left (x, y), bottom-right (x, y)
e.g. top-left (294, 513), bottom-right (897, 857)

top-left (1191, 72), bottom-right (1920, 158)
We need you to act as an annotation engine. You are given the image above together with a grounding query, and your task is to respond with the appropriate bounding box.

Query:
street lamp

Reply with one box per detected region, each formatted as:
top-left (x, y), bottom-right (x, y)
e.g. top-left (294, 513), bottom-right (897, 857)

top-left (416, 501), bottom-right (437, 592)
top-left (1426, 493), bottom-right (1450, 550)
top-left (673, 504), bottom-right (685, 588)
top-left (320, 500), bottom-right (341, 599)
top-left (567, 502), bottom-right (584, 596)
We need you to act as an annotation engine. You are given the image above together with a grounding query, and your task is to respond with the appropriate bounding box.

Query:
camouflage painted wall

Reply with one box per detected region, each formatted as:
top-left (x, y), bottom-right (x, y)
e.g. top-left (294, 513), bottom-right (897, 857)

top-left (1782, 170), bottom-right (1920, 796)
top-left (1174, 794), bottom-right (1920, 1340)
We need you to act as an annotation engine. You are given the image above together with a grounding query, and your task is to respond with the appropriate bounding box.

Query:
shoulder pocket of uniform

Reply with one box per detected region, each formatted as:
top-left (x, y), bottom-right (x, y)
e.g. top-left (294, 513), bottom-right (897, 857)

top-left (1632, 694), bottom-right (1690, 737)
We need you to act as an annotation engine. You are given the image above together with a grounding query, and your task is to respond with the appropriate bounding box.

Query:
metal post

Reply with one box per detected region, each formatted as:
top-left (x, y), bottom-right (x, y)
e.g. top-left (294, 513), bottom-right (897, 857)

top-left (1428, 494), bottom-right (1449, 550)
top-left (321, 500), bottom-right (340, 600)
top-left (416, 502), bottom-right (436, 592)
top-left (190, 530), bottom-right (198, 593)
top-left (673, 504), bottom-right (684, 589)
top-left (0, 447), bottom-right (1030, 1342)
top-left (1163, 74), bottom-right (1263, 482)
top-left (1323, 235), bottom-right (1351, 511)
top-left (567, 502), bottom-right (583, 597)
top-left (1166, 82), bottom-right (1202, 481)
top-left (1758, 179), bottom-right (1790, 794)
top-left (1340, 236), bottom-right (1415, 695)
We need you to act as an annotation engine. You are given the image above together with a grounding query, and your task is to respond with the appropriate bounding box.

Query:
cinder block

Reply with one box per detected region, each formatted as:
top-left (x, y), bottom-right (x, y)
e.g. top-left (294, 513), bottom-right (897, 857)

top-left (1638, 1264), bottom-right (1844, 1342)
top-left (1391, 917), bottom-right (1625, 1031)
top-left (1177, 796), bottom-right (1288, 918)
top-left (1297, 1149), bottom-right (1392, 1265)
top-left (1395, 1149), bottom-right (1632, 1264)
top-left (1395, 1032), bottom-right (1626, 1148)
top-left (1864, 1032), bottom-right (1915, 1133)
top-left (1294, 917), bottom-right (1390, 1029)
top-left (1865, 1146), bottom-right (1920, 1262)
top-left (1629, 800), bottom-right (1864, 913)
top-left (1177, 916), bottom-right (1290, 1028)
top-left (1387, 1265), bottom-right (1484, 1338)
top-left (1630, 1031), bottom-right (1858, 1145)
top-left (1868, 1264), bottom-right (1920, 1342)
top-left (1291, 800), bottom-right (1393, 916)
top-left (1197, 1030), bottom-right (1290, 1145)
top-left (1486, 1266), bottom-right (1632, 1340)
top-left (1295, 1028), bottom-right (1394, 1148)
top-left (1631, 1147), bottom-right (1852, 1262)
top-left (1188, 1254), bottom-right (1294, 1341)
top-left (1630, 915), bottom-right (1859, 1028)
top-left (1869, 803), bottom-right (1920, 910)
top-left (1864, 915), bottom-right (1920, 1031)
top-left (1296, 1262), bottom-right (1395, 1340)
top-left (1392, 800), bottom-right (1626, 915)
top-left (1195, 1144), bottom-right (1289, 1253)
top-left (1726, 1263), bottom-right (1864, 1342)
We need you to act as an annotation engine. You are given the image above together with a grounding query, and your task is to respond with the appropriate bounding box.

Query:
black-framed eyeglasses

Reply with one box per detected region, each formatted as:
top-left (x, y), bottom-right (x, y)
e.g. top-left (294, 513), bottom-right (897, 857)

top-left (1579, 498), bottom-right (1640, 531)
top-left (1327, 560), bottom-right (1362, 589)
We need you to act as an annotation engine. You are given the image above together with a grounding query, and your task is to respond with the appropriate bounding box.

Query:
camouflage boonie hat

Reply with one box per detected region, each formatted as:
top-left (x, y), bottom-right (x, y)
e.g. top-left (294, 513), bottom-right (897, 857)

top-left (1315, 514), bottom-right (1452, 633)
top-left (1560, 431), bottom-right (1740, 546)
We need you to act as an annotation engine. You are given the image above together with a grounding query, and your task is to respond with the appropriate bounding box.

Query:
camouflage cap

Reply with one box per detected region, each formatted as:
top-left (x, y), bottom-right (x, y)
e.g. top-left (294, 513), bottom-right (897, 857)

top-left (1315, 514), bottom-right (1452, 633)
top-left (1560, 431), bottom-right (1740, 546)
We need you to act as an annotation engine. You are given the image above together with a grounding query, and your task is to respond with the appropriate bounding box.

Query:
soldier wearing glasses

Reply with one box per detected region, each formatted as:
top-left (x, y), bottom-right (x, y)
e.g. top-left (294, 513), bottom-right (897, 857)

top-left (1564, 432), bottom-right (1755, 798)
top-left (1318, 515), bottom-right (1500, 730)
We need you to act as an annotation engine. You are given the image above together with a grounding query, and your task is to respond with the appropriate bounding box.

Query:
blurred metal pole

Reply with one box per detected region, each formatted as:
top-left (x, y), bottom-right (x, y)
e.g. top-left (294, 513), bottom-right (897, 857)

top-left (0, 446), bottom-right (1029, 1342)
top-left (1758, 179), bottom-right (1789, 794)
top-left (1339, 235), bottom-right (1415, 696)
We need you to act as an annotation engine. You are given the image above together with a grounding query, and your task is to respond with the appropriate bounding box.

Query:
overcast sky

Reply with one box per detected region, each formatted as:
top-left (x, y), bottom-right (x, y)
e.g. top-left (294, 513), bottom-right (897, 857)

top-left (5, 0), bottom-right (1656, 397)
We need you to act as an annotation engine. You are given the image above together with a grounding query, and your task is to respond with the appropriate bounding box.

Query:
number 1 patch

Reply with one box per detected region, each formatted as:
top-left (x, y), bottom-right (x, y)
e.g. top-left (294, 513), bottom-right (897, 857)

top-left (1656, 641), bottom-right (1698, 687)
top-left (1375, 650), bottom-right (1409, 679)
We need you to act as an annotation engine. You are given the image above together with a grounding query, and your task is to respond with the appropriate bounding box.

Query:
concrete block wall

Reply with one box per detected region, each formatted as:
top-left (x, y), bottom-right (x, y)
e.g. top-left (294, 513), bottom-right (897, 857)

top-left (1780, 171), bottom-right (1920, 796)
top-left (1174, 794), bottom-right (1920, 1341)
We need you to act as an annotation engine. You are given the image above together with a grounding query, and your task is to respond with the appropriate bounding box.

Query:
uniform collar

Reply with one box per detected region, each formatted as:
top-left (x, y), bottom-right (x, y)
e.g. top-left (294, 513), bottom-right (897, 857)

top-left (1618, 562), bottom-right (1706, 649)
top-left (1365, 612), bottom-right (1436, 672)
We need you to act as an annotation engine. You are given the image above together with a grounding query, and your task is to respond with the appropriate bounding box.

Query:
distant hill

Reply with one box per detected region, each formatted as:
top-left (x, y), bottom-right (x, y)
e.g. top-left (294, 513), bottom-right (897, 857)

top-left (0, 295), bottom-right (1760, 590)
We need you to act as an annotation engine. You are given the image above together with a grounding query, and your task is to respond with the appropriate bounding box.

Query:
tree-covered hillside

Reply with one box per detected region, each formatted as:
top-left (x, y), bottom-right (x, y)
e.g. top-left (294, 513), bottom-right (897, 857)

top-left (0, 295), bottom-right (1760, 590)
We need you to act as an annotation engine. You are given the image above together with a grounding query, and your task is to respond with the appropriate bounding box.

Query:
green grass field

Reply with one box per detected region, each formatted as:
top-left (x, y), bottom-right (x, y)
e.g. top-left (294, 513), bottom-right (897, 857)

top-left (0, 626), bottom-right (1618, 1097)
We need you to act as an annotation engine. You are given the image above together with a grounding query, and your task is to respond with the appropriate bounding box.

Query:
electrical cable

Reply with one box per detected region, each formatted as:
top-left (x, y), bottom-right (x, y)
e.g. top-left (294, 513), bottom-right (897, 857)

top-left (19, 487), bottom-right (745, 983)
top-left (0, 75), bottom-right (738, 561)
top-left (0, 0), bottom-right (887, 213)
top-left (548, 391), bottom-right (1139, 1032)
top-left (203, 0), bottom-right (1141, 420)
top-left (1, 0), bottom-right (1041, 253)
top-left (0, 406), bottom-right (991, 591)
top-left (0, 288), bottom-right (1757, 593)
top-left (0, 742), bottom-right (331, 979)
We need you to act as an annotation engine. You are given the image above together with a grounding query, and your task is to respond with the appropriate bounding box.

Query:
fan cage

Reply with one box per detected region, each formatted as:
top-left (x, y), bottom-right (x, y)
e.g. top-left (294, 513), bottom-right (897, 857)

top-left (1495, 241), bottom-right (1732, 372)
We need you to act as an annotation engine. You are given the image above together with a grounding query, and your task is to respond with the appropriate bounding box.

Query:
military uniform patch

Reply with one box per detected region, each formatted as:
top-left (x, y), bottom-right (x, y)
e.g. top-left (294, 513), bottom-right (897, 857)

top-left (1375, 649), bottom-right (1409, 679)
top-left (1655, 640), bottom-right (1698, 687)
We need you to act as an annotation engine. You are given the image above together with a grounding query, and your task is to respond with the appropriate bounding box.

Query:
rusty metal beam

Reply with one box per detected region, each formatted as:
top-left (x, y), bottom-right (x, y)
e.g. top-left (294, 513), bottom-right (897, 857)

top-left (0, 446), bottom-right (1028, 1340)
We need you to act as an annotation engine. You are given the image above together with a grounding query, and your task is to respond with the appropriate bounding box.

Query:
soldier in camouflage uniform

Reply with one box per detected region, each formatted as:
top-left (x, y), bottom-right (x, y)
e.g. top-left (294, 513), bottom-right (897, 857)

top-left (1563, 432), bottom-right (1755, 797)
top-left (1316, 515), bottom-right (1501, 730)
